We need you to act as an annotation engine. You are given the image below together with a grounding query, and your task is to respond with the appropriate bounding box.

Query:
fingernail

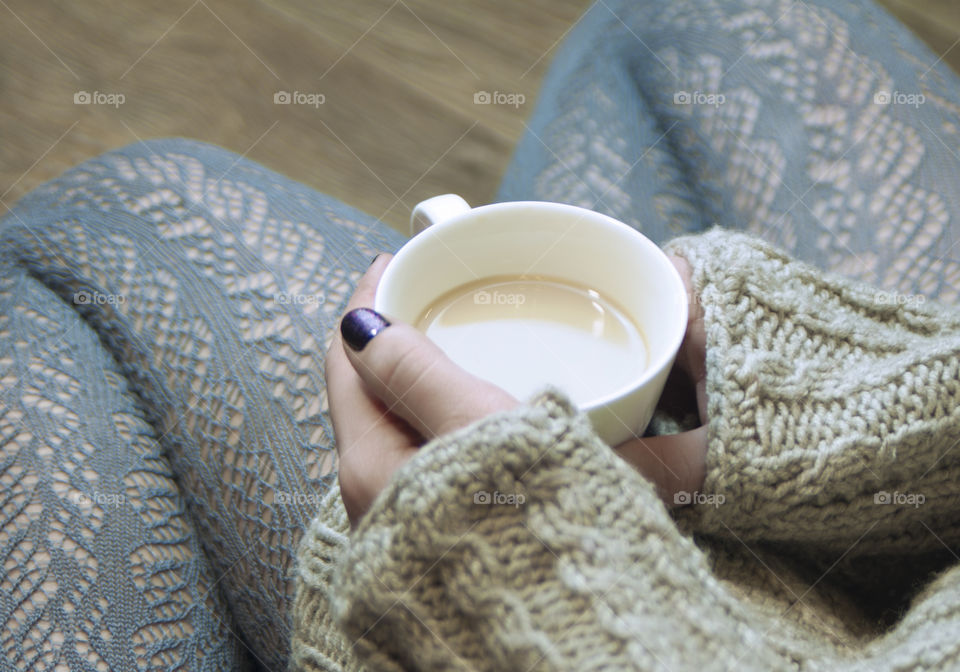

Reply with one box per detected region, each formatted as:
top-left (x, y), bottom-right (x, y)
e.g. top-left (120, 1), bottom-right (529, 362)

top-left (369, 253), bottom-right (382, 267)
top-left (341, 308), bottom-right (391, 351)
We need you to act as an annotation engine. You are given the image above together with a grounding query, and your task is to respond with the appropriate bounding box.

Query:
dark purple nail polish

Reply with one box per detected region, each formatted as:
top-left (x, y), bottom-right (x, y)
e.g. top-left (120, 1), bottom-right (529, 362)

top-left (341, 308), bottom-right (390, 351)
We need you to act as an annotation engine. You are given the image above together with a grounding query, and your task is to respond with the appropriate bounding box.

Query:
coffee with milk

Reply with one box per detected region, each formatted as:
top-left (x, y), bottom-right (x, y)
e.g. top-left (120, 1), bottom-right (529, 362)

top-left (416, 274), bottom-right (648, 405)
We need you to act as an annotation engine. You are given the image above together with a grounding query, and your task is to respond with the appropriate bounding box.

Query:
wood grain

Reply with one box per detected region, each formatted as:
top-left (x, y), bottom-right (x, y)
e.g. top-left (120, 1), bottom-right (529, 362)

top-left (0, 0), bottom-right (956, 233)
top-left (0, 0), bottom-right (589, 232)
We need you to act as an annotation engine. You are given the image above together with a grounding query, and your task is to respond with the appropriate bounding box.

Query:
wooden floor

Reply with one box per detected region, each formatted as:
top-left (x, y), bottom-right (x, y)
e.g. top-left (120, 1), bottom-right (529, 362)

top-left (1, 0), bottom-right (958, 233)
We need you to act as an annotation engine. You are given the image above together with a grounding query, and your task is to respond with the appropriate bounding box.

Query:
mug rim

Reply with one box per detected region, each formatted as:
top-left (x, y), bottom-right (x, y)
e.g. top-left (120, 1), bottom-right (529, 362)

top-left (375, 199), bottom-right (689, 412)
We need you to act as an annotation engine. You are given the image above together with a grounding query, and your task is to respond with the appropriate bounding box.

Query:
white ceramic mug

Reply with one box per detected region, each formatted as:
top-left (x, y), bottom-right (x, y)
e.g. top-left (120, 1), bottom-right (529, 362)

top-left (373, 195), bottom-right (688, 446)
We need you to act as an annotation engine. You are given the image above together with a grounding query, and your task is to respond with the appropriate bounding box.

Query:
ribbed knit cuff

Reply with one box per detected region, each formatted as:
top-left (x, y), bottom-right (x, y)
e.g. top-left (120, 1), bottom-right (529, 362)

top-left (290, 486), bottom-right (354, 672)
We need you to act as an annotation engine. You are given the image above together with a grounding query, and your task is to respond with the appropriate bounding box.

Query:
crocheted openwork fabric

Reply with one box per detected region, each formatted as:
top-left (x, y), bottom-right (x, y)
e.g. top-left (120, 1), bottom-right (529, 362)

top-left (2, 0), bottom-right (960, 669)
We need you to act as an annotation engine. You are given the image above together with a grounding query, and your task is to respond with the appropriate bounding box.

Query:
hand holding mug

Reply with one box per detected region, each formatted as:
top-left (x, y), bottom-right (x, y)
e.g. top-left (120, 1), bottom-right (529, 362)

top-left (326, 255), bottom-right (518, 525)
top-left (327, 254), bottom-right (708, 526)
top-left (377, 196), bottom-right (689, 447)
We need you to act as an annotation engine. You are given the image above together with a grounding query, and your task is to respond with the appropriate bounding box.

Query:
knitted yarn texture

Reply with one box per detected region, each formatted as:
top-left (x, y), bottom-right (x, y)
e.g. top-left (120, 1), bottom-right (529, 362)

top-left (292, 229), bottom-right (960, 671)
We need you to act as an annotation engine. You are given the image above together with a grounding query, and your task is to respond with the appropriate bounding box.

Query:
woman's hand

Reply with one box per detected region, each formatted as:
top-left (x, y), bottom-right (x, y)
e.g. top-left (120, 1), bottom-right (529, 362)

top-left (327, 253), bottom-right (708, 526)
top-left (326, 255), bottom-right (519, 526)
top-left (611, 255), bottom-right (708, 505)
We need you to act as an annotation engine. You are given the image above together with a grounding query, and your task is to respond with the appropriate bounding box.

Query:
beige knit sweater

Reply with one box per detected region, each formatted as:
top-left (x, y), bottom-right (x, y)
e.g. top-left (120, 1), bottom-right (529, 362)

top-left (291, 229), bottom-right (960, 671)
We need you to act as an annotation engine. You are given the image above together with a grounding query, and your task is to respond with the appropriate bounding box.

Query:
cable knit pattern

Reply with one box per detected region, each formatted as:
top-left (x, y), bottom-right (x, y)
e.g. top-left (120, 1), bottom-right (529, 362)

top-left (294, 387), bottom-right (960, 670)
top-left (665, 229), bottom-right (960, 554)
top-left (322, 390), bottom-right (809, 671)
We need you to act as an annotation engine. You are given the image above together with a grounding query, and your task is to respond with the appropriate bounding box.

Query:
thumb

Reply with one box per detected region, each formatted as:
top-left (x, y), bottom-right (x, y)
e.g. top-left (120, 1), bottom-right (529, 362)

top-left (614, 426), bottom-right (707, 507)
top-left (340, 308), bottom-right (518, 439)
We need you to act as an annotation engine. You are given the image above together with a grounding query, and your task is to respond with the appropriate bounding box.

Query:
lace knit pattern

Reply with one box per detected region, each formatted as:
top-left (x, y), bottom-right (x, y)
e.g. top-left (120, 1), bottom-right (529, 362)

top-left (500, 0), bottom-right (960, 302)
top-left (4, 0), bottom-right (960, 668)
top-left (0, 139), bottom-right (406, 670)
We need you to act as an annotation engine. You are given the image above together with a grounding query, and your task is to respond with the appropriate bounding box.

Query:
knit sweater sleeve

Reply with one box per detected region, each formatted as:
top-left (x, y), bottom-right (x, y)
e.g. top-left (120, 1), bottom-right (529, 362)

top-left (312, 388), bottom-right (960, 671)
top-left (663, 228), bottom-right (960, 554)
top-left (323, 389), bottom-right (803, 671)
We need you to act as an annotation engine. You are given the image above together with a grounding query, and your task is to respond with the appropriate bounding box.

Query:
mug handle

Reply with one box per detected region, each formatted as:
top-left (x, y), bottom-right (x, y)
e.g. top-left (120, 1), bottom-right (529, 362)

top-left (410, 194), bottom-right (471, 235)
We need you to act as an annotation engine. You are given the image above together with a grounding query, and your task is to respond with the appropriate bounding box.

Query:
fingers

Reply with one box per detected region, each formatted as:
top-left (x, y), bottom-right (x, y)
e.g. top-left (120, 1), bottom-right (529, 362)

top-left (326, 254), bottom-right (423, 525)
top-left (331, 252), bottom-right (706, 522)
top-left (668, 254), bottom-right (707, 424)
top-left (326, 254), bottom-right (391, 374)
top-left (668, 254), bottom-right (702, 329)
top-left (346, 253), bottom-right (392, 315)
top-left (325, 255), bottom-right (394, 448)
top-left (336, 417), bottom-right (418, 525)
top-left (633, 254), bottom-right (708, 503)
top-left (328, 253), bottom-right (516, 525)
top-left (341, 310), bottom-right (518, 439)
top-left (614, 426), bottom-right (708, 506)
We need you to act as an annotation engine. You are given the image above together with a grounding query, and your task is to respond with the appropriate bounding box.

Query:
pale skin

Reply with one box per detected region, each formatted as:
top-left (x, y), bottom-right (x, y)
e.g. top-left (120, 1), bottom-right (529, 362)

top-left (326, 253), bottom-right (708, 526)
